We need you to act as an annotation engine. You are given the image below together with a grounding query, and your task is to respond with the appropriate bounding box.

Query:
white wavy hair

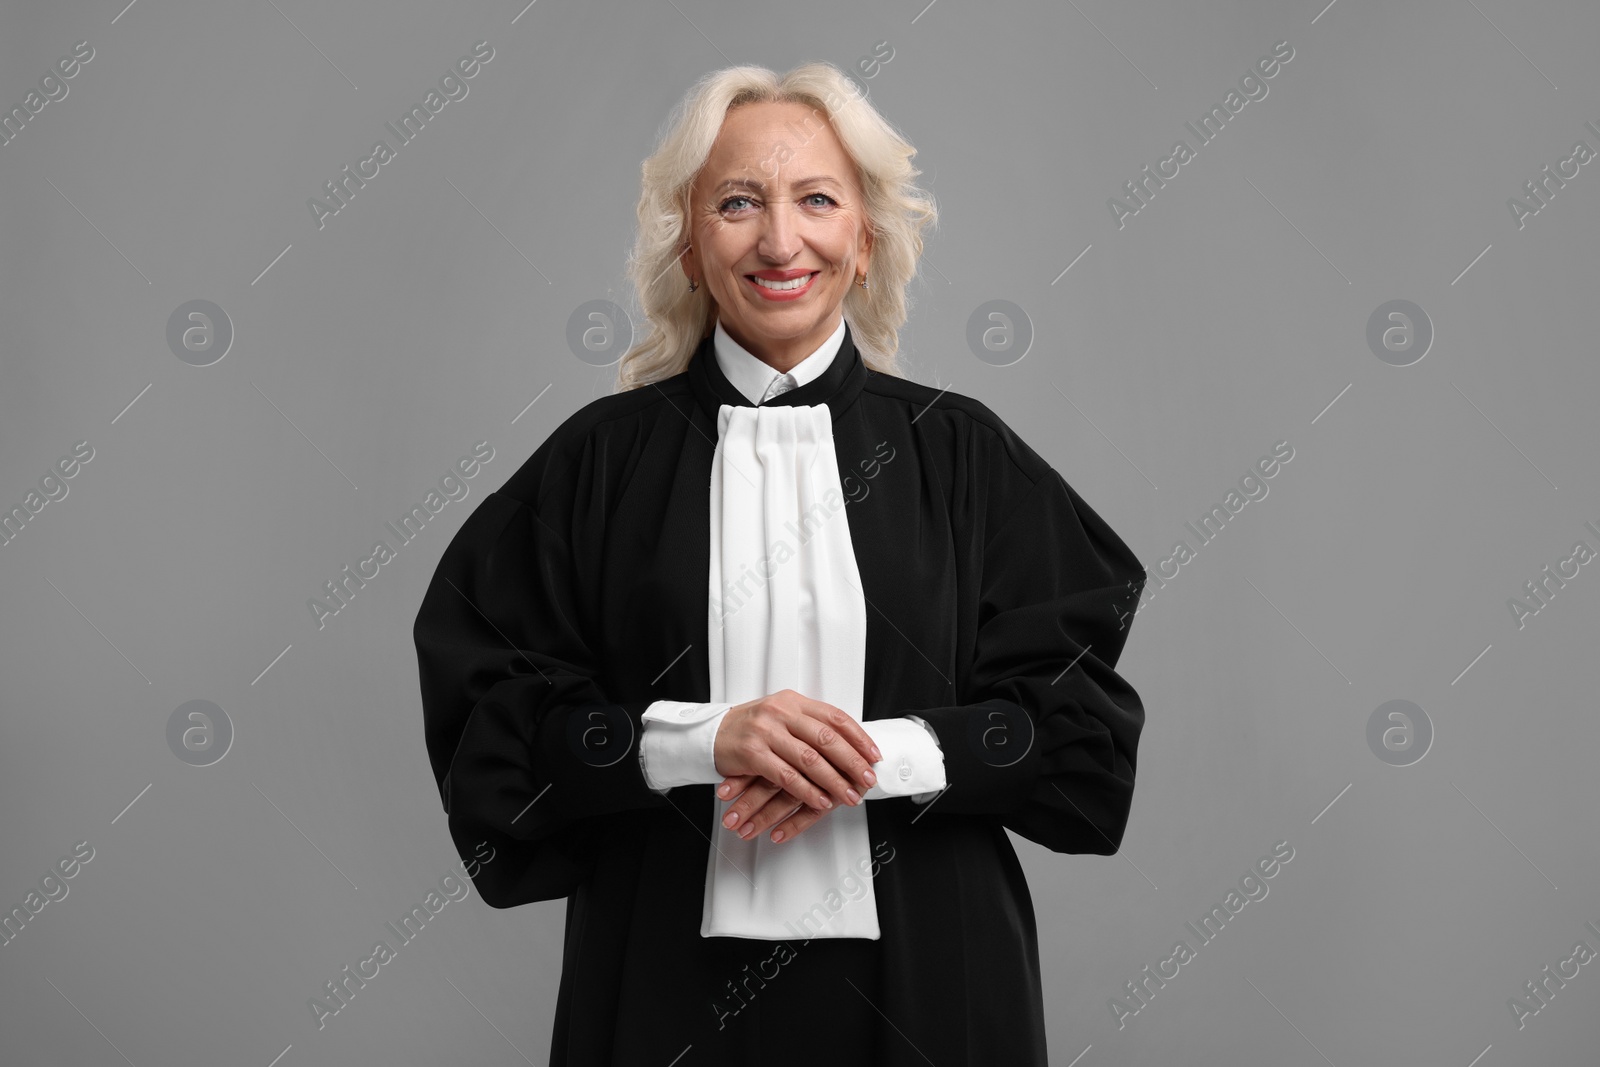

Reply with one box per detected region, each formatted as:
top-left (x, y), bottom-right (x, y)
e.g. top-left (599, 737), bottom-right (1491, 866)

top-left (615, 62), bottom-right (938, 391)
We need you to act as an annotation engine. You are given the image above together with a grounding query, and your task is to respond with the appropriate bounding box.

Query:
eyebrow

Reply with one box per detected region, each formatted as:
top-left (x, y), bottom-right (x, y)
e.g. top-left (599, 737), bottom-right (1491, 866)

top-left (713, 175), bottom-right (841, 194)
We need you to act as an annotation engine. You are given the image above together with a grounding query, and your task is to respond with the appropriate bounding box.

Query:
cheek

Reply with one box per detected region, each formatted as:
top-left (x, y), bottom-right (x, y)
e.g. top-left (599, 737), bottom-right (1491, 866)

top-left (695, 218), bottom-right (735, 256)
top-left (818, 223), bottom-right (864, 264)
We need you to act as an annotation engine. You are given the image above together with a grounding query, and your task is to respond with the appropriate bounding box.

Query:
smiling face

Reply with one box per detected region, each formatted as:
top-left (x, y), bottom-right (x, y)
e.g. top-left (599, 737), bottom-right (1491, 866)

top-left (682, 99), bottom-right (873, 372)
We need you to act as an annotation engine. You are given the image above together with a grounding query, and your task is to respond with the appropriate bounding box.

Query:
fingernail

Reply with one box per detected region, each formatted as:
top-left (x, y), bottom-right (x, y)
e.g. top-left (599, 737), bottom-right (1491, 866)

top-left (863, 770), bottom-right (876, 786)
top-left (771, 830), bottom-right (784, 843)
top-left (819, 795), bottom-right (832, 809)
top-left (718, 785), bottom-right (730, 797)
top-left (739, 825), bottom-right (755, 839)
top-left (871, 747), bottom-right (882, 761)
top-left (724, 812), bottom-right (739, 828)
top-left (847, 788), bottom-right (861, 805)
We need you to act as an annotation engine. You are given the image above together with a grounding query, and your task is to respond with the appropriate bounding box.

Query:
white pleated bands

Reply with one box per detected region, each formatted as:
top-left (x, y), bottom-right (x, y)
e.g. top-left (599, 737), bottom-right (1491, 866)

top-left (701, 402), bottom-right (879, 940)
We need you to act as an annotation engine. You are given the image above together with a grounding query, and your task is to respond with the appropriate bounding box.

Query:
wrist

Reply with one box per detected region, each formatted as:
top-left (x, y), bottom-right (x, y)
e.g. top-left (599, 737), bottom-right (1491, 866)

top-left (859, 717), bottom-right (946, 800)
top-left (640, 700), bottom-right (735, 789)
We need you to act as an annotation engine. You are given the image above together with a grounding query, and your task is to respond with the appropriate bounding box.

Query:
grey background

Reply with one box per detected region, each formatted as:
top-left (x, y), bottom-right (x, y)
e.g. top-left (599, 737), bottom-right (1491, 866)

top-left (2, 0), bottom-right (1596, 1064)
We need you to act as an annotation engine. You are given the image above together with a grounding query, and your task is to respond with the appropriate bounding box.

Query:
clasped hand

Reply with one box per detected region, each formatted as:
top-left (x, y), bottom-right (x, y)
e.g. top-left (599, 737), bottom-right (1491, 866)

top-left (711, 689), bottom-right (880, 845)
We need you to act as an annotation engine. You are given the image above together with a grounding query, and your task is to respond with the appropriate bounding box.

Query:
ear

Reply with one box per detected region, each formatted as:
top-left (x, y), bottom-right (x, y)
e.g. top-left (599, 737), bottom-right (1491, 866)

top-left (679, 238), bottom-right (696, 283)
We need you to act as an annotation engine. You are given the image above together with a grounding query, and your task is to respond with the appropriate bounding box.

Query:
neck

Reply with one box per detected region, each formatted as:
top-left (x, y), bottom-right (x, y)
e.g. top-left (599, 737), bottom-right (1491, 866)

top-left (720, 313), bottom-right (842, 374)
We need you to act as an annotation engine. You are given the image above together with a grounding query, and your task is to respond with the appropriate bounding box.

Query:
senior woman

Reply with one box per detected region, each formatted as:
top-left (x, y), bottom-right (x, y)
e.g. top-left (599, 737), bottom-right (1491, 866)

top-left (414, 61), bottom-right (1147, 1066)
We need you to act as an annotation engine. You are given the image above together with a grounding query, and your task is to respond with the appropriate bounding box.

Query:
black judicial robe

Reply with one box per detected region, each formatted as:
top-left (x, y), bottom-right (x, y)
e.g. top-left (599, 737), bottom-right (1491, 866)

top-left (413, 322), bottom-right (1148, 1066)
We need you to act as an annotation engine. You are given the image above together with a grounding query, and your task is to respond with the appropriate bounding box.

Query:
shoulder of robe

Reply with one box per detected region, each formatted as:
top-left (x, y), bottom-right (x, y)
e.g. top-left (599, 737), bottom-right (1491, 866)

top-left (859, 373), bottom-right (1145, 570)
top-left (494, 371), bottom-right (694, 511)
top-left (861, 371), bottom-right (1052, 487)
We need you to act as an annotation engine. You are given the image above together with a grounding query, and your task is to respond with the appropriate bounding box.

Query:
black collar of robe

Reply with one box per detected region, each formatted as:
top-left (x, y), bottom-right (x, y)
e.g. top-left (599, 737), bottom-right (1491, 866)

top-left (687, 318), bottom-right (869, 422)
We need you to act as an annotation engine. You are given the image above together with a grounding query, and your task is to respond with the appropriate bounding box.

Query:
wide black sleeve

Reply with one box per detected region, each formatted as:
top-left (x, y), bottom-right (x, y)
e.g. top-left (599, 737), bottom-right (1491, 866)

top-left (413, 486), bottom-right (671, 909)
top-left (910, 463), bottom-right (1147, 855)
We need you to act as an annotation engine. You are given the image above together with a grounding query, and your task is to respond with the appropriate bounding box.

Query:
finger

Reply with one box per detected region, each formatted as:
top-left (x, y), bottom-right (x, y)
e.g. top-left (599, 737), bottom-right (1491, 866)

top-left (726, 771), bottom-right (819, 825)
top-left (788, 709), bottom-right (874, 803)
top-left (734, 793), bottom-right (798, 840)
top-left (721, 776), bottom-right (785, 832)
top-left (768, 802), bottom-right (831, 844)
top-left (802, 697), bottom-right (882, 770)
top-left (719, 695), bottom-right (871, 809)
top-left (738, 794), bottom-right (808, 841)
top-left (720, 704), bottom-right (840, 811)
top-left (767, 742), bottom-right (851, 812)
top-left (746, 745), bottom-right (840, 814)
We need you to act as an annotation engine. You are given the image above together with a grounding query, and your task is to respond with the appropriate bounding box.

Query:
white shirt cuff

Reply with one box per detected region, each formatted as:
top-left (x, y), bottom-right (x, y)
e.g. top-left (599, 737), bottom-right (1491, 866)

top-left (861, 716), bottom-right (946, 803)
top-left (640, 706), bottom-right (946, 803)
top-left (639, 700), bottom-right (735, 791)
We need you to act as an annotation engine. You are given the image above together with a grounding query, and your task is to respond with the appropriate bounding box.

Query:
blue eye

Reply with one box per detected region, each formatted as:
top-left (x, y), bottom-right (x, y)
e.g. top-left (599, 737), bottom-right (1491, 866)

top-left (718, 192), bottom-right (838, 213)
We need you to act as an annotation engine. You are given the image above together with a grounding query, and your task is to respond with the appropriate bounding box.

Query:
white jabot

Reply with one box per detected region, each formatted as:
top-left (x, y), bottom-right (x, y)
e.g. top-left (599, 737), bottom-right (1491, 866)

top-left (634, 316), bottom-right (948, 935)
top-left (702, 401), bottom-right (879, 939)
top-left (713, 316), bottom-right (846, 406)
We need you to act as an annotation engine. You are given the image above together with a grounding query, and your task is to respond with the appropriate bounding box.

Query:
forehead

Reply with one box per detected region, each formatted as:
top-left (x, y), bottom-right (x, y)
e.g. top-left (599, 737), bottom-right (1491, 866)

top-left (700, 100), bottom-right (857, 187)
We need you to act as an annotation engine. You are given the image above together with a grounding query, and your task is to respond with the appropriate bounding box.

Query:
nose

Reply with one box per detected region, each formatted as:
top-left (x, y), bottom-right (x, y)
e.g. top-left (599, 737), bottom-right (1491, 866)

top-left (756, 197), bottom-right (804, 264)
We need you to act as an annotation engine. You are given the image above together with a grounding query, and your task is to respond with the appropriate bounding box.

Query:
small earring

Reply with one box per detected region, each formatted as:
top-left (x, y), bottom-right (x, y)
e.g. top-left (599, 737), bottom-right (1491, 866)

top-left (857, 272), bottom-right (869, 290)
top-left (688, 278), bottom-right (698, 293)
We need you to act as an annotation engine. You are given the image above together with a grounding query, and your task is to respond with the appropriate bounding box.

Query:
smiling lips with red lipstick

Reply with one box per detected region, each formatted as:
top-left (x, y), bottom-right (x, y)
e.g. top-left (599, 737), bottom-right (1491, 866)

top-left (744, 267), bottom-right (820, 302)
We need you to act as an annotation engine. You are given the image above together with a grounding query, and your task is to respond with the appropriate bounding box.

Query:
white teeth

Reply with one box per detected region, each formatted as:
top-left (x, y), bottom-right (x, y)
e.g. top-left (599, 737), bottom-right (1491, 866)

top-left (750, 273), bottom-right (815, 291)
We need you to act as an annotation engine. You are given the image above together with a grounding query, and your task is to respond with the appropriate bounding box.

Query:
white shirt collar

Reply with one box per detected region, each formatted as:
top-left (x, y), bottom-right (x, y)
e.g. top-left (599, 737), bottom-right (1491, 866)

top-left (713, 317), bottom-right (847, 405)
